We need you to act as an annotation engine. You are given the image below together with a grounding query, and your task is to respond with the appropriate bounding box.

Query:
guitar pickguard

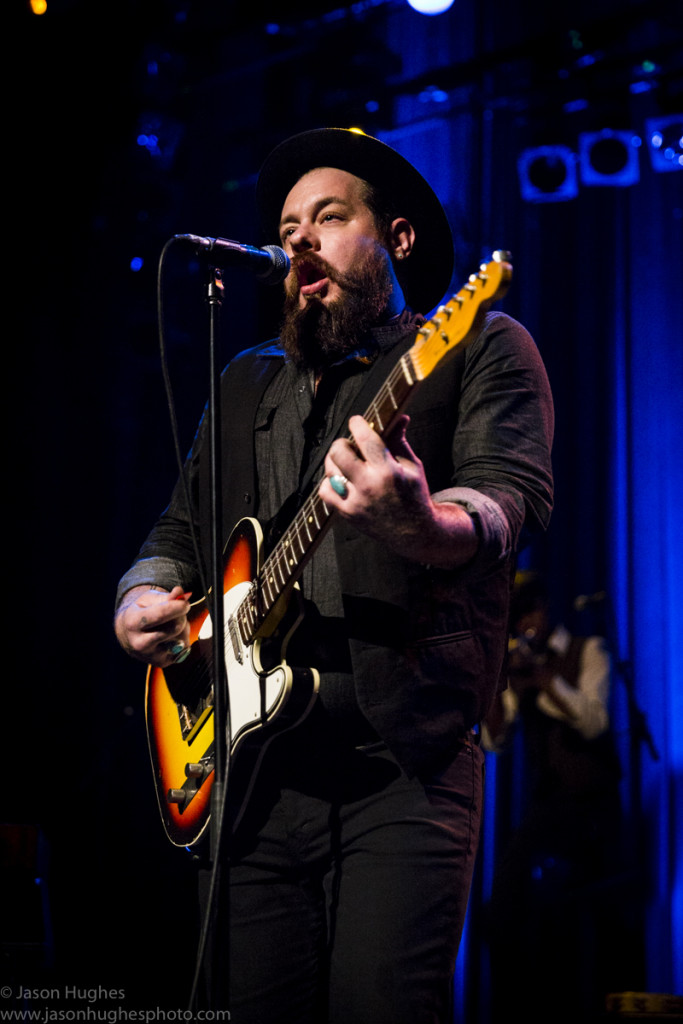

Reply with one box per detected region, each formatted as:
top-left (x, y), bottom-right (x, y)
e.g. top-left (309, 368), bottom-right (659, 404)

top-left (197, 580), bottom-right (292, 745)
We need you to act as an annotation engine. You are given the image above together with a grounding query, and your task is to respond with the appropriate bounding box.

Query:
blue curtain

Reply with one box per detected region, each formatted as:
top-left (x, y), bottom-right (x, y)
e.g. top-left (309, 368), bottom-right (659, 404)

top-left (379, 8), bottom-right (682, 1011)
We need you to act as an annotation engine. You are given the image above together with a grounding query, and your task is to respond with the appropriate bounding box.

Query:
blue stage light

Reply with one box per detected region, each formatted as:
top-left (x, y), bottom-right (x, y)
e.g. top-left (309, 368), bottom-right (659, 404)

top-left (517, 146), bottom-right (579, 203)
top-left (418, 84), bottom-right (448, 104)
top-left (645, 115), bottom-right (683, 172)
top-left (564, 98), bottom-right (589, 114)
top-left (406, 0), bottom-right (455, 14)
top-left (578, 129), bottom-right (641, 186)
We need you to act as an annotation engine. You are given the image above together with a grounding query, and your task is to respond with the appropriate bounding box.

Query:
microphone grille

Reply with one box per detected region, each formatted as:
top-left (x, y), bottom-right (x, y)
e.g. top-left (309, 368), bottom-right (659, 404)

top-left (262, 244), bottom-right (290, 284)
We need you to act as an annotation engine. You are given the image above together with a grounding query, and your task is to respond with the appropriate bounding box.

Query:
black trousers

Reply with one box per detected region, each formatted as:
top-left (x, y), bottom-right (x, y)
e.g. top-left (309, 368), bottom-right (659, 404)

top-left (204, 718), bottom-right (485, 1024)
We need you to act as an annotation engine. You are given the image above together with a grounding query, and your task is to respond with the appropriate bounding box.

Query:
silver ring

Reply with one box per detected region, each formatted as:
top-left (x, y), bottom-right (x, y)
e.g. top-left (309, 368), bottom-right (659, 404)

top-left (329, 474), bottom-right (349, 498)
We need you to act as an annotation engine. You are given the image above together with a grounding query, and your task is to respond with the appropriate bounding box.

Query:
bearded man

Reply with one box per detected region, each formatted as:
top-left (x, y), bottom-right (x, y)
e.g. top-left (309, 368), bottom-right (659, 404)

top-left (114, 128), bottom-right (554, 1023)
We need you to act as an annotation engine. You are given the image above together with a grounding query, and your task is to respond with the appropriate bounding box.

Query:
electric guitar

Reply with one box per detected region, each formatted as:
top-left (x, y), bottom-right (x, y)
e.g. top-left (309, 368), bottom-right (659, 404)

top-left (145, 252), bottom-right (512, 847)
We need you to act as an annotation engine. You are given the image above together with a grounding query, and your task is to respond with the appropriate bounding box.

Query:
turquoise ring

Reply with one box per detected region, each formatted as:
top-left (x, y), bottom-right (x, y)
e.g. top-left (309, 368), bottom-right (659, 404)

top-left (168, 641), bottom-right (191, 664)
top-left (329, 474), bottom-right (349, 498)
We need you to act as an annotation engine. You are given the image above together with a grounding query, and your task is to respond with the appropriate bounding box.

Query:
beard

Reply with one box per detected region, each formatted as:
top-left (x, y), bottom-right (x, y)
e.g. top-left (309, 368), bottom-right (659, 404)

top-left (278, 243), bottom-right (394, 372)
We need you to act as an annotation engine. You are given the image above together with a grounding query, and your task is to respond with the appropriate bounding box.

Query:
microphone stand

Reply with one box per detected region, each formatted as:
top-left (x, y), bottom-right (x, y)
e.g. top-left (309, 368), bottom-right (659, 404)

top-left (181, 244), bottom-right (288, 1011)
top-left (600, 593), bottom-right (659, 765)
top-left (204, 263), bottom-right (230, 1009)
top-left (179, 243), bottom-right (287, 1011)
top-left (206, 265), bottom-right (228, 848)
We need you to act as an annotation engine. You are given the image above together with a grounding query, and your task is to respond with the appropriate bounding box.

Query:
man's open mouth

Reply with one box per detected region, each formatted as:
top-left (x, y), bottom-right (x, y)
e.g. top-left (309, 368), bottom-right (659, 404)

top-left (294, 258), bottom-right (330, 296)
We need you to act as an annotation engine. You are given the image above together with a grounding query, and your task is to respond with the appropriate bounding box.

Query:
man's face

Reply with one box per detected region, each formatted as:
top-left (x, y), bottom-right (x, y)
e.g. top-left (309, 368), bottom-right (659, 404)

top-left (279, 166), bottom-right (392, 311)
top-left (276, 166), bottom-right (401, 370)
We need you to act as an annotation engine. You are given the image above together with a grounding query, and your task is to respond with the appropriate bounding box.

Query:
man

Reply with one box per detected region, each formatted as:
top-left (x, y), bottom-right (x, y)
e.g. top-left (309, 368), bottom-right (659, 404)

top-left (115, 128), bottom-right (554, 1023)
top-left (484, 572), bottom-right (613, 750)
top-left (483, 573), bottom-right (623, 1024)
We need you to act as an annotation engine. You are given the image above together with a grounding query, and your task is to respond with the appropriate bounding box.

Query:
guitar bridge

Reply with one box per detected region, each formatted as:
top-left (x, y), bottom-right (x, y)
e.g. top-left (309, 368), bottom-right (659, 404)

top-left (228, 615), bottom-right (243, 665)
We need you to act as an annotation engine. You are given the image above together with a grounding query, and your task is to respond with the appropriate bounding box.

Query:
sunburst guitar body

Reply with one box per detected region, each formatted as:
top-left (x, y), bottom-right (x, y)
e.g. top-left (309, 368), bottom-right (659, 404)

top-left (145, 517), bottom-right (319, 847)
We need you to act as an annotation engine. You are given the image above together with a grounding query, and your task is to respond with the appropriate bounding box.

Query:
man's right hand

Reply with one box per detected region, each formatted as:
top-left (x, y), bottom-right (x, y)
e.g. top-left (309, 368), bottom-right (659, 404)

top-left (115, 585), bottom-right (192, 667)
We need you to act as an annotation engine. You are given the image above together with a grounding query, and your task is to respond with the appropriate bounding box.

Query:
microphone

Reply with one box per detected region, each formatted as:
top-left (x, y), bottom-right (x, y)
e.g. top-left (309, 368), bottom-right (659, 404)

top-left (174, 234), bottom-right (290, 285)
top-left (573, 590), bottom-right (607, 612)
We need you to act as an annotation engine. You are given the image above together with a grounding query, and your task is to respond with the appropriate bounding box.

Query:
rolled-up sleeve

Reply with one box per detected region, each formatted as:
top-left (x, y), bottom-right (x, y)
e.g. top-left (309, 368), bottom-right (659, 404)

top-left (439, 311), bottom-right (554, 576)
top-left (421, 312), bottom-right (553, 581)
top-left (432, 485), bottom-right (513, 577)
top-left (115, 555), bottom-right (197, 608)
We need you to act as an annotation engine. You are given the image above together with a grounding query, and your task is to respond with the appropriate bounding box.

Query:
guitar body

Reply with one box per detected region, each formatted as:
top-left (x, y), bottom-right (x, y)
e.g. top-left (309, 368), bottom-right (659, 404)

top-left (145, 517), bottom-right (320, 847)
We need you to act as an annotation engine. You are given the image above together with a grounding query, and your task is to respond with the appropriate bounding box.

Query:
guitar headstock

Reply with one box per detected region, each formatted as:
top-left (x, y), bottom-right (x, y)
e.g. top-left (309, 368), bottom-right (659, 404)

top-left (410, 251), bottom-right (513, 380)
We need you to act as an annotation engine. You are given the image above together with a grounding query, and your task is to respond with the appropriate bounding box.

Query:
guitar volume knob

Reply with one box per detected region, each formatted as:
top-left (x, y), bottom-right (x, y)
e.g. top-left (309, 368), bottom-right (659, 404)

top-left (167, 788), bottom-right (187, 806)
top-left (185, 762), bottom-right (206, 779)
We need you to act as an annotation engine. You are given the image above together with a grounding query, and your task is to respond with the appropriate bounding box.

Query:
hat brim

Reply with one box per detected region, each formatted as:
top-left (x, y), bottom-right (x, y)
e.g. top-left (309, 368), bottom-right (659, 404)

top-left (256, 128), bottom-right (454, 314)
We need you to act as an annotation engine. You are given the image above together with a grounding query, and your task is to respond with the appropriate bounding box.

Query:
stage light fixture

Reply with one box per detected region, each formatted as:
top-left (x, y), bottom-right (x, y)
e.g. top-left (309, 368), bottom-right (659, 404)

top-left (517, 146), bottom-right (578, 203)
top-left (645, 115), bottom-right (683, 172)
top-left (418, 84), bottom-right (449, 104)
top-left (406, 0), bottom-right (455, 14)
top-left (578, 129), bottom-right (641, 186)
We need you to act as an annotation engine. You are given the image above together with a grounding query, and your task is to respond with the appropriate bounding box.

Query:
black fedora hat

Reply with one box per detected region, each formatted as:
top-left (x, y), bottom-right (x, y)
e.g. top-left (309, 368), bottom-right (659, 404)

top-left (256, 127), bottom-right (454, 314)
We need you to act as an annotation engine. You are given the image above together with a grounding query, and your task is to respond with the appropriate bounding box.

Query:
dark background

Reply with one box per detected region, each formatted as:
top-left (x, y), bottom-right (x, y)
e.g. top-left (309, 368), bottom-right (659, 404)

top-left (8, 0), bottom-right (682, 1018)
